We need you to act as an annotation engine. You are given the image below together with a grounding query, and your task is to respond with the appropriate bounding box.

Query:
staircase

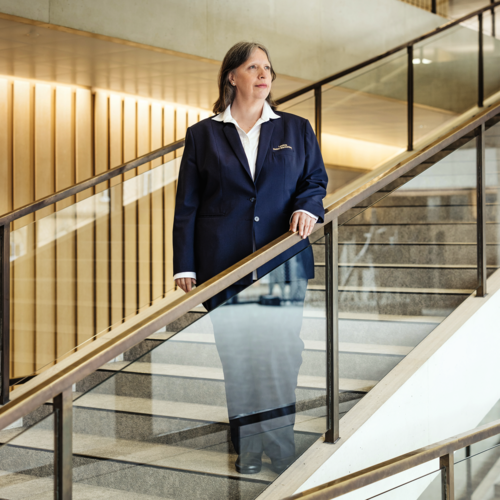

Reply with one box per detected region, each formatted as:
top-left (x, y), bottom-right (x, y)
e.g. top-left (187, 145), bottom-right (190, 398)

top-left (0, 123), bottom-right (498, 500)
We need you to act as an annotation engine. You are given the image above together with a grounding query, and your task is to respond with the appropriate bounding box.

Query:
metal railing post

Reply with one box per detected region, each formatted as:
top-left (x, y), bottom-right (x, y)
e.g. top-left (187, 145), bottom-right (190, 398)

top-left (432, 0), bottom-right (437, 14)
top-left (440, 453), bottom-right (455, 500)
top-left (0, 224), bottom-right (10, 405)
top-left (325, 220), bottom-right (339, 444)
top-left (492, 0), bottom-right (497, 38)
top-left (407, 45), bottom-right (414, 152)
top-left (54, 388), bottom-right (72, 499)
top-left (479, 13), bottom-right (484, 108)
top-left (314, 86), bottom-right (322, 150)
top-left (477, 123), bottom-right (487, 297)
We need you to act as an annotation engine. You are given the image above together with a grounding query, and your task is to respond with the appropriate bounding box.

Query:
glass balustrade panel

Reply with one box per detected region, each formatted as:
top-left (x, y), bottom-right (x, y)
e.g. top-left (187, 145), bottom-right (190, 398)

top-left (9, 156), bottom-right (181, 387)
top-left (337, 132), bottom-right (479, 417)
top-left (69, 232), bottom-right (327, 500)
top-left (485, 118), bottom-right (500, 277)
top-left (320, 53), bottom-right (408, 186)
top-left (484, 26), bottom-right (500, 102)
top-left (414, 25), bottom-right (478, 143)
top-left (361, 468), bottom-right (442, 499)
top-left (0, 411), bottom-right (55, 499)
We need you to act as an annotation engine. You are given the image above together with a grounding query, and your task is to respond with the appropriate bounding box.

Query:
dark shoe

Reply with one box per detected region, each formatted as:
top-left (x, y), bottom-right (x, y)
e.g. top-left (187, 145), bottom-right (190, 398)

top-left (270, 456), bottom-right (295, 474)
top-left (235, 452), bottom-right (262, 474)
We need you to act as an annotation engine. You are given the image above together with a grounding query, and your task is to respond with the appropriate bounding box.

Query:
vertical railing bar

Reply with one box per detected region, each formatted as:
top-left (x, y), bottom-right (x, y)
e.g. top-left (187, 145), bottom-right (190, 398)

top-left (314, 86), bottom-right (322, 150)
top-left (0, 224), bottom-right (10, 405)
top-left (477, 123), bottom-right (487, 297)
top-left (465, 445), bottom-right (472, 499)
top-left (478, 13), bottom-right (484, 108)
top-left (440, 453), bottom-right (455, 500)
top-left (432, 0), bottom-right (437, 14)
top-left (325, 220), bottom-right (339, 444)
top-left (492, 0), bottom-right (496, 38)
top-left (407, 45), bottom-right (414, 152)
top-left (54, 388), bottom-right (73, 499)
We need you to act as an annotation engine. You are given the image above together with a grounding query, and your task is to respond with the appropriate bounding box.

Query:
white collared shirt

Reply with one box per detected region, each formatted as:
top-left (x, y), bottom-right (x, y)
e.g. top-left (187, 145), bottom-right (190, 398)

top-left (174, 101), bottom-right (318, 282)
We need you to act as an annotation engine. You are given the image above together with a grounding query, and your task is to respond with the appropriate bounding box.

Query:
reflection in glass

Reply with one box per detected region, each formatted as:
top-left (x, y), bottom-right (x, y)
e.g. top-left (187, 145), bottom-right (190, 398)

top-left (337, 133), bottom-right (479, 410)
top-left (70, 237), bottom-right (326, 499)
top-left (9, 157), bottom-right (181, 385)
top-left (0, 412), bottom-right (55, 499)
top-left (485, 121), bottom-right (500, 273)
top-left (414, 26), bottom-right (478, 142)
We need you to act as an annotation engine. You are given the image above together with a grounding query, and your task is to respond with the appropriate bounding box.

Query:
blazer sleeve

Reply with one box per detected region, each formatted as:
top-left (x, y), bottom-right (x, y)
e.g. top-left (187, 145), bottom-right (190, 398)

top-left (173, 127), bottom-right (200, 275)
top-left (291, 119), bottom-right (328, 223)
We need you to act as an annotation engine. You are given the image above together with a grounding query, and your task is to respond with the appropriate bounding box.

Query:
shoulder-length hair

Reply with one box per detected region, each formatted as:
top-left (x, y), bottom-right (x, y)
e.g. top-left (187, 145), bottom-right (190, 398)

top-left (213, 41), bottom-right (277, 115)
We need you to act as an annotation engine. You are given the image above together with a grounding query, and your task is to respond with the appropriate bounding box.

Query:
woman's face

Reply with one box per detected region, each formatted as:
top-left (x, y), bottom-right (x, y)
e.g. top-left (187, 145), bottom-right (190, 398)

top-left (230, 48), bottom-right (272, 103)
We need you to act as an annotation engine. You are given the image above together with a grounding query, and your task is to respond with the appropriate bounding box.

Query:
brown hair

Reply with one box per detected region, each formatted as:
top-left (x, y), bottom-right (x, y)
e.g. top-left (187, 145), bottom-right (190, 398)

top-left (213, 41), bottom-right (277, 115)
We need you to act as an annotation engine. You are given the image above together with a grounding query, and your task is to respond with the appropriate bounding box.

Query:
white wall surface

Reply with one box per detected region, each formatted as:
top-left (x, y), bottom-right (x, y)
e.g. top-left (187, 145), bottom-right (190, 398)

top-left (0, 0), bottom-right (443, 81)
top-left (295, 270), bottom-right (500, 499)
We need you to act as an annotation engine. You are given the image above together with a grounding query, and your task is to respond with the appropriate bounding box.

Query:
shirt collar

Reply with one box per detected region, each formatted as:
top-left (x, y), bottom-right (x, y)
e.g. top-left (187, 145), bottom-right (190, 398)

top-left (212, 101), bottom-right (280, 124)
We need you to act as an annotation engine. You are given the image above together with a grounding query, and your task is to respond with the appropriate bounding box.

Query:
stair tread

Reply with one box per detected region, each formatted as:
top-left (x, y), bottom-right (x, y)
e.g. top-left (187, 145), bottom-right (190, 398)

top-left (99, 362), bottom-right (377, 392)
top-left (308, 284), bottom-right (474, 295)
top-left (0, 472), bottom-right (168, 500)
top-left (0, 428), bottom-right (277, 482)
top-left (319, 262), bottom-right (498, 270)
top-left (74, 392), bottom-right (326, 428)
top-left (162, 333), bottom-right (411, 356)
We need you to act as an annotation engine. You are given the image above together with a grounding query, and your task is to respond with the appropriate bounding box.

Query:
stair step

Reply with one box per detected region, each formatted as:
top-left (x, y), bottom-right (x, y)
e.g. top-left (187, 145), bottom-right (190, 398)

top-left (0, 428), bottom-right (276, 498)
top-left (99, 362), bottom-right (377, 393)
top-left (155, 333), bottom-right (411, 357)
top-left (0, 472), bottom-right (169, 500)
top-left (308, 284), bottom-right (474, 295)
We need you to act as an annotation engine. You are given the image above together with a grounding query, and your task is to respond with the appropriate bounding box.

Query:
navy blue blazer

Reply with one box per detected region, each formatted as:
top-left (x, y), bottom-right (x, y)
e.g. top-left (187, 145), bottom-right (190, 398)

top-left (173, 111), bottom-right (328, 286)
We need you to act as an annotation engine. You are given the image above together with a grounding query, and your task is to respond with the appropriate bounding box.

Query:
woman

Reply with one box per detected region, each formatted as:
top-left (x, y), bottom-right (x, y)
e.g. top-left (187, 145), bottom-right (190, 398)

top-left (173, 42), bottom-right (328, 475)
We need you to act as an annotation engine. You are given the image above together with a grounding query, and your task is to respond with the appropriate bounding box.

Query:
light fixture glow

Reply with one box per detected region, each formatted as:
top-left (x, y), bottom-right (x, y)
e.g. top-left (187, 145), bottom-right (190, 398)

top-left (412, 58), bottom-right (421, 64)
top-left (422, 58), bottom-right (432, 64)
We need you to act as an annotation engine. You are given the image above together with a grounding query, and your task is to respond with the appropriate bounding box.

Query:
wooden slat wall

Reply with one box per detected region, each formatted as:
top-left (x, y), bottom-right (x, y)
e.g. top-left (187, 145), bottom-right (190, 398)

top-left (34, 84), bottom-right (55, 370)
top-left (1, 77), bottom-right (210, 379)
top-left (399, 0), bottom-right (448, 16)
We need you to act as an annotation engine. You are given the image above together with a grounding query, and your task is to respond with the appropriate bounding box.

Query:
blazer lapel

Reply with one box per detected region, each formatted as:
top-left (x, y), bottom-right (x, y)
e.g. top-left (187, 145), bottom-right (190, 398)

top-left (254, 119), bottom-right (276, 182)
top-left (222, 123), bottom-right (253, 182)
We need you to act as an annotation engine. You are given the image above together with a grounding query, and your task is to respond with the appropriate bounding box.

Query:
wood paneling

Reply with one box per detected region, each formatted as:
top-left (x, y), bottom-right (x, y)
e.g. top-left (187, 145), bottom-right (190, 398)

top-left (12, 80), bottom-right (35, 378)
top-left (163, 104), bottom-right (176, 294)
top-left (75, 89), bottom-right (94, 349)
top-left (109, 94), bottom-right (124, 327)
top-left (2, 77), bottom-right (209, 378)
top-left (123, 96), bottom-right (138, 319)
top-left (94, 92), bottom-right (110, 336)
top-left (151, 102), bottom-right (163, 303)
top-left (0, 79), bottom-right (12, 216)
top-left (399, 0), bottom-right (448, 16)
top-left (55, 86), bottom-right (76, 359)
top-left (34, 83), bottom-right (55, 370)
top-left (137, 100), bottom-right (151, 311)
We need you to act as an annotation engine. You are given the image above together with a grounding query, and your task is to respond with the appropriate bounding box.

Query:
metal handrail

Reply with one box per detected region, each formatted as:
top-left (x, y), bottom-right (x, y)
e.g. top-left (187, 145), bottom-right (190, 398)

top-left (275, 0), bottom-right (500, 106)
top-left (283, 416), bottom-right (500, 499)
top-left (1, 99), bottom-right (498, 433)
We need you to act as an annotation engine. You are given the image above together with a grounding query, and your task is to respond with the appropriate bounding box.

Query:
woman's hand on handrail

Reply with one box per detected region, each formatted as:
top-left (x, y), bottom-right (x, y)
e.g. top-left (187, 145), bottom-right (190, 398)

top-left (289, 212), bottom-right (316, 239)
top-left (176, 278), bottom-right (197, 293)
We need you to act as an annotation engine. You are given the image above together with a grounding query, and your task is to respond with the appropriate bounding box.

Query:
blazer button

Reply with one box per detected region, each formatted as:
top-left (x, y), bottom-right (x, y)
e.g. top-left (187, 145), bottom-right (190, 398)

top-left (249, 197), bottom-right (255, 202)
top-left (254, 216), bottom-right (260, 222)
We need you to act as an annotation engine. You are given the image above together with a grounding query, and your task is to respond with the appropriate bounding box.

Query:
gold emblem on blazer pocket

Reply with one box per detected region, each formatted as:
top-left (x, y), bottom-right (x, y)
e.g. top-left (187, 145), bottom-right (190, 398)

top-left (273, 144), bottom-right (293, 151)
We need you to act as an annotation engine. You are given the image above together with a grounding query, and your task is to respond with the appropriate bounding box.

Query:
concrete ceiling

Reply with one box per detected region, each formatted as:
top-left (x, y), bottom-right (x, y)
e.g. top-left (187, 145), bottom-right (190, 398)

top-left (0, 16), bottom-right (308, 110)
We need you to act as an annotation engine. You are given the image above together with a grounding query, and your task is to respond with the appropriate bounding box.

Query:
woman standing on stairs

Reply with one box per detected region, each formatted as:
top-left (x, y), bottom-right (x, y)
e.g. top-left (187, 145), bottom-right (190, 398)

top-left (173, 42), bottom-right (328, 475)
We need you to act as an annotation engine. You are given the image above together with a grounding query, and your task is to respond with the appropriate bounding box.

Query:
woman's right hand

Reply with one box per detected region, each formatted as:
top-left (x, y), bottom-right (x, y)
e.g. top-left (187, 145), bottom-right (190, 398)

top-left (176, 278), bottom-right (197, 293)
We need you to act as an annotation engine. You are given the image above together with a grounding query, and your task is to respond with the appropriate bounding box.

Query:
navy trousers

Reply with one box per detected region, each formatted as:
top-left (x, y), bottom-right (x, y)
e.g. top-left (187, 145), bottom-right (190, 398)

top-left (204, 279), bottom-right (307, 459)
